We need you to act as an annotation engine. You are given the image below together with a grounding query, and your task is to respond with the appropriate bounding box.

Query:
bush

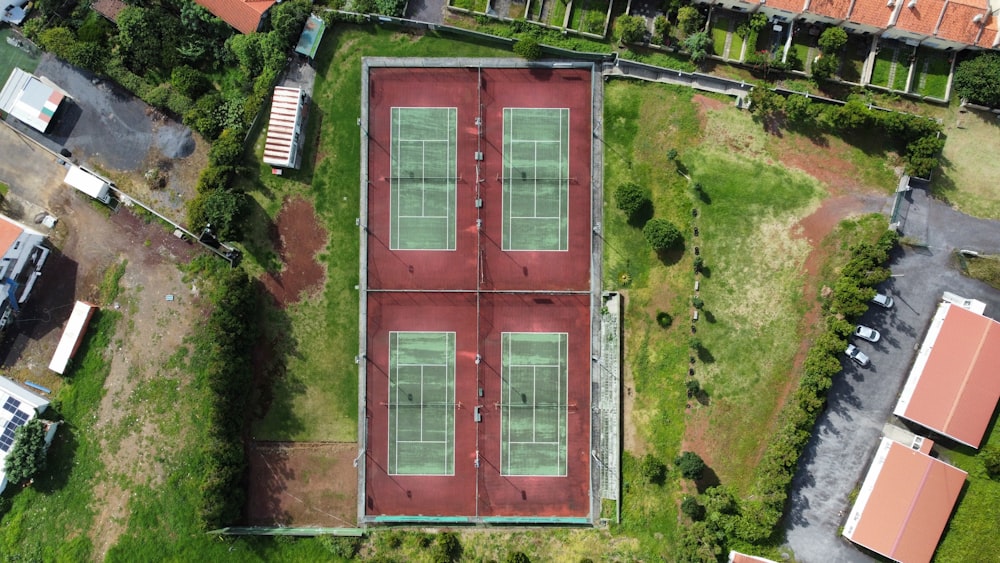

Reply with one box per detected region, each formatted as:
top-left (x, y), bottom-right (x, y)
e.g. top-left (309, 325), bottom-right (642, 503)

top-left (954, 52), bottom-right (1000, 108)
top-left (208, 129), bottom-right (246, 167)
top-left (683, 32), bottom-right (712, 63)
top-left (676, 451), bottom-right (706, 480)
top-left (656, 311), bottom-right (672, 328)
top-left (681, 495), bottom-right (706, 521)
top-left (817, 27), bottom-right (847, 54)
top-left (686, 379), bottom-right (700, 397)
top-left (514, 38), bottom-right (542, 60)
top-left (505, 552), bottom-right (531, 563)
top-left (432, 532), bottom-right (462, 563)
top-left (653, 15), bottom-right (670, 44)
top-left (983, 446), bottom-right (1000, 479)
top-left (692, 297), bottom-right (704, 309)
top-left (693, 256), bottom-right (704, 271)
top-left (375, 0), bottom-right (407, 16)
top-left (677, 6), bottom-right (703, 36)
top-left (783, 94), bottom-right (815, 124)
top-left (643, 218), bottom-right (682, 251)
top-left (639, 453), bottom-right (668, 485)
top-left (188, 189), bottom-right (247, 240)
top-left (615, 15), bottom-right (647, 44)
top-left (811, 55), bottom-right (839, 81)
top-left (3, 419), bottom-right (48, 485)
top-left (615, 182), bottom-right (649, 219)
top-left (171, 65), bottom-right (211, 99)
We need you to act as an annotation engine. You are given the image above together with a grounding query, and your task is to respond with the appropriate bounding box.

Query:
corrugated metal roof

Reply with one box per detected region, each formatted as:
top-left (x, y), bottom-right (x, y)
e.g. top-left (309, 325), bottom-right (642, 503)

top-left (895, 302), bottom-right (1000, 448)
top-left (844, 438), bottom-right (966, 563)
top-left (263, 87), bottom-right (304, 168)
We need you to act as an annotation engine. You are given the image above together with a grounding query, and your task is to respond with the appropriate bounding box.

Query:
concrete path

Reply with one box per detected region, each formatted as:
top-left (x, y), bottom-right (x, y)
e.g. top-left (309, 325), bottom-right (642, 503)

top-left (406, 0), bottom-right (447, 24)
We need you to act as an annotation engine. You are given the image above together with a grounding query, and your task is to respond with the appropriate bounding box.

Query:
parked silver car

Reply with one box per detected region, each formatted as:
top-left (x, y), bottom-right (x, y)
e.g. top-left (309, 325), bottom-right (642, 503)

top-left (872, 293), bottom-right (894, 308)
top-left (845, 344), bottom-right (870, 367)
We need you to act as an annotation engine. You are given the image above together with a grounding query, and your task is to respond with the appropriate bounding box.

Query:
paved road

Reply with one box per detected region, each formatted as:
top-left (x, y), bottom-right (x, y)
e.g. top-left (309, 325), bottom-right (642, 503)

top-left (784, 187), bottom-right (1000, 562)
top-left (406, 0), bottom-right (447, 24)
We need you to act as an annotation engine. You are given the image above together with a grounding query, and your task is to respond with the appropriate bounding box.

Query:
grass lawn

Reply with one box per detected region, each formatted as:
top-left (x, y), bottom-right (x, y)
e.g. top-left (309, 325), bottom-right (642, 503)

top-left (913, 48), bottom-right (950, 99)
top-left (892, 55), bottom-right (911, 92)
top-left (710, 16), bottom-right (730, 58)
top-left (730, 32), bottom-right (745, 62)
top-left (569, 0), bottom-right (609, 34)
top-left (935, 420), bottom-right (1000, 560)
top-left (0, 28), bottom-right (40, 80)
top-left (839, 34), bottom-right (868, 83)
top-left (939, 104), bottom-right (1000, 220)
top-left (246, 26), bottom-right (511, 441)
top-left (550, 0), bottom-right (569, 27)
top-left (870, 48), bottom-right (893, 87)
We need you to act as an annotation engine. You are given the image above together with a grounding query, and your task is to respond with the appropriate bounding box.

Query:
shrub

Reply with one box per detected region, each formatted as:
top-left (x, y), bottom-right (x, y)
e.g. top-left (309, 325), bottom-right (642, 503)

top-left (639, 453), bottom-right (668, 484)
top-left (656, 311), bottom-right (672, 328)
top-left (817, 27), bottom-right (847, 54)
top-left (686, 379), bottom-right (700, 397)
top-left (208, 129), bottom-right (246, 167)
top-left (615, 15), bottom-right (647, 44)
top-left (3, 419), bottom-right (48, 485)
top-left (783, 94), bottom-right (815, 124)
top-left (693, 256), bottom-right (704, 271)
top-left (643, 218), bottom-right (682, 251)
top-left (615, 182), bottom-right (649, 219)
top-left (982, 446), bottom-right (1000, 479)
top-left (432, 532), bottom-right (462, 563)
top-left (681, 495), bottom-right (706, 521)
top-left (954, 52), bottom-right (1000, 107)
top-left (171, 65), bottom-right (211, 99)
top-left (505, 552), bottom-right (531, 563)
top-left (676, 451), bottom-right (706, 480)
top-left (692, 297), bottom-right (704, 309)
top-left (188, 189), bottom-right (247, 240)
top-left (653, 15), bottom-right (671, 44)
top-left (514, 38), bottom-right (542, 60)
top-left (811, 55), bottom-right (839, 81)
top-left (677, 6), bottom-right (703, 36)
top-left (683, 31), bottom-right (712, 63)
top-left (375, 0), bottom-right (407, 16)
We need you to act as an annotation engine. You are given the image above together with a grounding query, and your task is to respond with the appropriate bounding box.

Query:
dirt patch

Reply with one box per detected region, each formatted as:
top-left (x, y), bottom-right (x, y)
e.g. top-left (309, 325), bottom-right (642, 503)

top-left (261, 198), bottom-right (329, 308)
top-left (691, 94), bottom-right (729, 124)
top-left (246, 441), bottom-right (358, 527)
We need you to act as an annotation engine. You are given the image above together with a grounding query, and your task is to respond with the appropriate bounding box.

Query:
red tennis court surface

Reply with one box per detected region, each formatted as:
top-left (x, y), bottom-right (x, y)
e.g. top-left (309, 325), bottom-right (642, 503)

top-left (359, 60), bottom-right (599, 523)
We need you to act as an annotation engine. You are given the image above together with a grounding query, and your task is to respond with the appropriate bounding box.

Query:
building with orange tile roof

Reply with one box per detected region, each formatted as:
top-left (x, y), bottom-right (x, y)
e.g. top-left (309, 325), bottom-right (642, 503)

top-left (802, 0), bottom-right (854, 24)
top-left (894, 299), bottom-right (1000, 448)
top-left (759, 0), bottom-right (810, 20)
top-left (929, 0), bottom-right (991, 48)
top-left (843, 0), bottom-right (898, 34)
top-left (193, 0), bottom-right (276, 34)
top-left (843, 437), bottom-right (966, 563)
top-left (0, 214), bottom-right (50, 333)
top-left (885, 0), bottom-right (948, 43)
top-left (728, 551), bottom-right (779, 563)
top-left (976, 12), bottom-right (1000, 47)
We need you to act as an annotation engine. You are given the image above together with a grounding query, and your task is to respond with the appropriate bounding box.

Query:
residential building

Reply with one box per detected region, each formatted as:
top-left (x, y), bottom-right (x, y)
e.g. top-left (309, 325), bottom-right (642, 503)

top-left (0, 214), bottom-right (50, 334)
top-left (0, 376), bottom-right (57, 493)
top-left (193, 0), bottom-right (277, 34)
top-left (0, 68), bottom-right (67, 134)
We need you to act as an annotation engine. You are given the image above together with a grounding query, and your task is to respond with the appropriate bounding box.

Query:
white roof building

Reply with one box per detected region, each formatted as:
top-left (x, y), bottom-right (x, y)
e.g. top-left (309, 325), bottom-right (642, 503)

top-left (0, 376), bottom-right (52, 493)
top-left (0, 68), bottom-right (66, 133)
top-left (263, 86), bottom-right (306, 170)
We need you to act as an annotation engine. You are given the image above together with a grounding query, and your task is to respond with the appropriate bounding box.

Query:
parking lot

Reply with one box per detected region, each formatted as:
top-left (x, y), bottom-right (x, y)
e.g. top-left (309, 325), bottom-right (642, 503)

top-left (784, 186), bottom-right (1000, 562)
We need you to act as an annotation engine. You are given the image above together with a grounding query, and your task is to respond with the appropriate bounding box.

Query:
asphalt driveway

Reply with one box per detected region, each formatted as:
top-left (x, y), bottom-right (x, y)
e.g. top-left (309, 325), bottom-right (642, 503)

top-left (783, 186), bottom-right (1000, 562)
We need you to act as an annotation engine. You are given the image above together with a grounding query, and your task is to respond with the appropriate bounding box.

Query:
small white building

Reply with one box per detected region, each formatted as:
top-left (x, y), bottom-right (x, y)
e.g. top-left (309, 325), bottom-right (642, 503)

top-left (263, 86), bottom-right (306, 170)
top-left (0, 376), bottom-right (57, 493)
top-left (48, 301), bottom-right (98, 375)
top-left (0, 68), bottom-right (67, 133)
top-left (64, 165), bottom-right (113, 204)
top-left (0, 214), bottom-right (50, 333)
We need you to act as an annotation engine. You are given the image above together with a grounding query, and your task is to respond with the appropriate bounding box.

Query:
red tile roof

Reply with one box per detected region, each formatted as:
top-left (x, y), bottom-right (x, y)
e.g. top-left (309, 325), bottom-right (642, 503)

top-left (976, 13), bottom-right (999, 47)
top-left (193, 0), bottom-right (276, 34)
top-left (844, 438), bottom-right (966, 563)
top-left (807, 0), bottom-right (853, 19)
top-left (91, 0), bottom-right (127, 22)
top-left (895, 303), bottom-right (1000, 448)
top-left (935, 0), bottom-right (989, 43)
top-left (763, 0), bottom-right (809, 13)
top-left (847, 0), bottom-right (896, 28)
top-left (0, 215), bottom-right (22, 256)
top-left (894, 0), bottom-right (947, 35)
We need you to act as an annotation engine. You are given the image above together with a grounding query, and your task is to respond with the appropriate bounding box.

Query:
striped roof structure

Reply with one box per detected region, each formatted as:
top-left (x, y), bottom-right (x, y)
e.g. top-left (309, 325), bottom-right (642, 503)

top-left (263, 86), bottom-right (304, 169)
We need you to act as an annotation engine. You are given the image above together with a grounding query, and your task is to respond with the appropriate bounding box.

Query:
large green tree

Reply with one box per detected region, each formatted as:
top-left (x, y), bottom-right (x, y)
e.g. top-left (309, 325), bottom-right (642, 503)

top-left (117, 6), bottom-right (181, 72)
top-left (4, 419), bottom-right (49, 485)
top-left (954, 52), bottom-right (1000, 107)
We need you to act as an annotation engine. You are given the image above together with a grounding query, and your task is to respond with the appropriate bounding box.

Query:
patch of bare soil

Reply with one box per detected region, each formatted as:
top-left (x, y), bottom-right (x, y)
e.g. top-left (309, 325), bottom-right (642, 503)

top-left (691, 94), bottom-right (728, 125)
top-left (246, 442), bottom-right (358, 527)
top-left (262, 198), bottom-right (329, 308)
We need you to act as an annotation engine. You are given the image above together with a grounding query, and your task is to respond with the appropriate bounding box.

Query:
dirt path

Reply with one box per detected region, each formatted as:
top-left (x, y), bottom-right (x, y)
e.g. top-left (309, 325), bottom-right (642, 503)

top-left (261, 197), bottom-right (329, 308)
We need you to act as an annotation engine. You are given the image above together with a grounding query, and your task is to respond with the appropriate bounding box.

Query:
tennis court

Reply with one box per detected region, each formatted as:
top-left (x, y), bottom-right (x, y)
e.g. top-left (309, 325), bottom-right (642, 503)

top-left (390, 107), bottom-right (457, 250)
top-left (388, 331), bottom-right (456, 475)
top-left (500, 332), bottom-right (569, 476)
top-left (502, 108), bottom-right (570, 251)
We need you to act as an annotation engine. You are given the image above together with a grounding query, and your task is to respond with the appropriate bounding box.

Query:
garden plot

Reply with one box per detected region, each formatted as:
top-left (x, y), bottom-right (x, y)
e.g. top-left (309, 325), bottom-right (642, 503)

top-left (912, 47), bottom-right (951, 99)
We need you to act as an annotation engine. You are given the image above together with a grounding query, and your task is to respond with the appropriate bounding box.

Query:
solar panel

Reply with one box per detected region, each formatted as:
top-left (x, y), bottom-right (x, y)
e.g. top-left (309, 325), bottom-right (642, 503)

top-left (0, 442), bottom-right (10, 453)
top-left (2, 426), bottom-right (14, 440)
top-left (2, 396), bottom-right (20, 414)
top-left (12, 409), bottom-right (28, 424)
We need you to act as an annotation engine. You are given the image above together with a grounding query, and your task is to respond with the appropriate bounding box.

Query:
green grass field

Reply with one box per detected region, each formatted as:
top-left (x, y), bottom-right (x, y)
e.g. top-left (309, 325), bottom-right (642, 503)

top-left (913, 48), bottom-right (951, 99)
top-left (710, 16), bottom-right (730, 59)
top-left (870, 49), bottom-right (893, 87)
top-left (935, 419), bottom-right (1000, 560)
top-left (0, 29), bottom-right (40, 80)
top-left (892, 56), bottom-right (911, 92)
top-left (550, 0), bottom-right (569, 27)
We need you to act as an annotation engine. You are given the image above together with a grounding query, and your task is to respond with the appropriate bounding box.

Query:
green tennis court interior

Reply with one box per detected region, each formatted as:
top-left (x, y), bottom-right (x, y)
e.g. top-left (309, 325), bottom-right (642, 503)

top-left (501, 332), bottom-right (569, 476)
top-left (502, 107), bottom-right (570, 251)
top-left (390, 107), bottom-right (457, 250)
top-left (388, 331), bottom-right (456, 475)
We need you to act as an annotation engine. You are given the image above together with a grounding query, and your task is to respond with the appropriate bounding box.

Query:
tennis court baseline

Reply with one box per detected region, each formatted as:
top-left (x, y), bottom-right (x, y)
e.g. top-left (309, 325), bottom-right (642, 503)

top-left (502, 108), bottom-right (570, 252)
top-left (500, 332), bottom-right (568, 476)
top-left (390, 107), bottom-right (457, 250)
top-left (388, 331), bottom-right (456, 475)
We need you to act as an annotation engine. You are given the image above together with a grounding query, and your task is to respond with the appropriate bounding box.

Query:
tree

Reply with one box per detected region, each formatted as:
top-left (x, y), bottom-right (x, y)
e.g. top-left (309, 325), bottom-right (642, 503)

top-left (982, 446), bottom-right (1000, 479)
top-left (676, 451), bottom-right (706, 480)
top-left (514, 38), bottom-right (542, 61)
top-left (677, 6), bottom-right (703, 36)
top-left (639, 453), bottom-right (668, 484)
top-left (188, 189), bottom-right (247, 241)
top-left (504, 552), bottom-right (531, 563)
top-left (675, 521), bottom-right (723, 563)
top-left (269, 0), bottom-right (312, 44)
top-left (783, 94), bottom-right (815, 124)
top-left (374, 0), bottom-right (407, 16)
top-left (682, 32), bottom-right (712, 64)
top-left (643, 218), bottom-right (682, 251)
top-left (171, 66), bottom-right (211, 100)
top-left (747, 86), bottom-right (784, 118)
top-left (811, 54), bottom-right (839, 81)
top-left (954, 52), bottom-right (1000, 107)
top-left (615, 15), bottom-right (647, 44)
top-left (431, 532), bottom-right (462, 563)
top-left (681, 495), bottom-right (706, 521)
top-left (817, 27), bottom-right (847, 54)
top-left (653, 15), bottom-right (671, 44)
top-left (615, 182), bottom-right (649, 219)
top-left (209, 129), bottom-right (246, 168)
top-left (117, 6), bottom-right (180, 72)
top-left (4, 419), bottom-right (48, 485)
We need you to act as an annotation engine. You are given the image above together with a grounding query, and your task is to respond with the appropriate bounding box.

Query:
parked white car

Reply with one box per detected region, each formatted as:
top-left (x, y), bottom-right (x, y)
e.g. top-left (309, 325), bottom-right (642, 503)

top-left (845, 344), bottom-right (870, 367)
top-left (872, 293), bottom-right (894, 308)
top-left (855, 325), bottom-right (881, 343)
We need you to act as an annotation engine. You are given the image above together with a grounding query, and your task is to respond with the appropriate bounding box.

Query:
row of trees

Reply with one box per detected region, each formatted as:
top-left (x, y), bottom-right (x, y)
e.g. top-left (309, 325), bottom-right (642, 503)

top-left (749, 88), bottom-right (944, 177)
top-left (616, 182), bottom-right (683, 252)
top-left (673, 229), bottom-right (898, 560)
